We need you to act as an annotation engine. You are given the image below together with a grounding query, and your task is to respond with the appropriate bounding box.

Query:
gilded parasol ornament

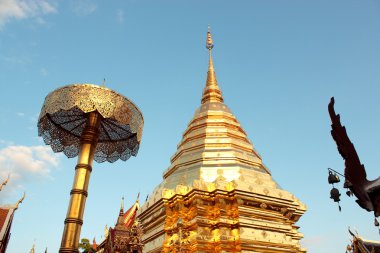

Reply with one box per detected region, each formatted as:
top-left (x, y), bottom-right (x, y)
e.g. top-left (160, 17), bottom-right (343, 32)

top-left (38, 83), bottom-right (143, 163)
top-left (38, 83), bottom-right (144, 253)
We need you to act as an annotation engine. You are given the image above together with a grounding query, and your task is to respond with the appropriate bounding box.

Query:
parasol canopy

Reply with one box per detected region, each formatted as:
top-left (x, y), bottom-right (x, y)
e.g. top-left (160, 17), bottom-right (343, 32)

top-left (38, 84), bottom-right (144, 163)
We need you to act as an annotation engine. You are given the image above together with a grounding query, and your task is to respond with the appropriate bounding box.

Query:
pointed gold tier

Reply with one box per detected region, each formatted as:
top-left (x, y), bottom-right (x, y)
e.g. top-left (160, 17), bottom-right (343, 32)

top-left (138, 30), bottom-right (307, 253)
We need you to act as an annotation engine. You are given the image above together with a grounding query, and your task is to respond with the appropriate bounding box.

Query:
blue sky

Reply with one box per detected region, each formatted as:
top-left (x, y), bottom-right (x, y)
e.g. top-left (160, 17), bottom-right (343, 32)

top-left (1, 0), bottom-right (380, 252)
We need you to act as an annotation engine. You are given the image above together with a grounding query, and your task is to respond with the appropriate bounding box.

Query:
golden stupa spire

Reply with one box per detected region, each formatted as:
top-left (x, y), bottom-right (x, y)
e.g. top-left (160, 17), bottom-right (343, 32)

top-left (201, 26), bottom-right (224, 104)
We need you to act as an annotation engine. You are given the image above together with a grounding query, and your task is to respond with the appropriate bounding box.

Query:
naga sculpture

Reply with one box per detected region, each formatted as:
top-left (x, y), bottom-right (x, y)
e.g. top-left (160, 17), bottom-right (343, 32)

top-left (328, 97), bottom-right (380, 217)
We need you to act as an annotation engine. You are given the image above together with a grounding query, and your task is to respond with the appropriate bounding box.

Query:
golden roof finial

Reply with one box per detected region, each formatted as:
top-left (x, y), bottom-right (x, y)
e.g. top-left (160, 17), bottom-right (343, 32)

top-left (202, 26), bottom-right (224, 104)
top-left (0, 174), bottom-right (10, 191)
top-left (15, 192), bottom-right (25, 210)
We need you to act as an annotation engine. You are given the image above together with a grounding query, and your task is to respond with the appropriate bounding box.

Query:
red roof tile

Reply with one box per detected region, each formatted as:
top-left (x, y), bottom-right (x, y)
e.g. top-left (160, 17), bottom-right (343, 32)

top-left (0, 208), bottom-right (10, 233)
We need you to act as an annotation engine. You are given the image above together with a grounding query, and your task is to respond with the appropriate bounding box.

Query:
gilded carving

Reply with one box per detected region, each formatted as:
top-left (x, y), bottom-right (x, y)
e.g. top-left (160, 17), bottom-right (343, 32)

top-left (260, 203), bottom-right (268, 209)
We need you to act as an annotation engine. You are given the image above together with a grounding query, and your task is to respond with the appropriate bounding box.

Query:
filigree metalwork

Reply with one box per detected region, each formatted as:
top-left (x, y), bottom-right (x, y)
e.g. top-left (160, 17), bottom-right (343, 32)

top-left (38, 84), bottom-right (144, 163)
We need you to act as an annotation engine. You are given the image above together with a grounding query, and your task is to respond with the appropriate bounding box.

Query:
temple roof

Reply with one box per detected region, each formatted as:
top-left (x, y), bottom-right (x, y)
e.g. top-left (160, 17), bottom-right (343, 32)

top-left (0, 208), bottom-right (13, 240)
top-left (349, 229), bottom-right (380, 253)
top-left (114, 195), bottom-right (140, 229)
top-left (0, 203), bottom-right (22, 246)
top-left (0, 181), bottom-right (24, 252)
top-left (96, 196), bottom-right (143, 253)
top-left (122, 198), bottom-right (139, 229)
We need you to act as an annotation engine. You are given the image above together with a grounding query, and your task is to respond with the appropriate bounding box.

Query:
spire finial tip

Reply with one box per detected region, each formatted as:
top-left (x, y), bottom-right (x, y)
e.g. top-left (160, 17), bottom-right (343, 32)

top-left (206, 26), bottom-right (214, 50)
top-left (202, 26), bottom-right (224, 104)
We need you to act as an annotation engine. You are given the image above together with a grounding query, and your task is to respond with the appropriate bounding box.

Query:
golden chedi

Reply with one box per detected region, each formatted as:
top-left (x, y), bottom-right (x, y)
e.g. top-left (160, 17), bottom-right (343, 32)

top-left (138, 29), bottom-right (307, 253)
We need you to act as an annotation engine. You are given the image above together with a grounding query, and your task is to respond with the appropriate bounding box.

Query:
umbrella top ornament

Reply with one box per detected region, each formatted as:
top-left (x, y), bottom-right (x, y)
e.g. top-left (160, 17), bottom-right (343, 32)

top-left (38, 83), bottom-right (144, 163)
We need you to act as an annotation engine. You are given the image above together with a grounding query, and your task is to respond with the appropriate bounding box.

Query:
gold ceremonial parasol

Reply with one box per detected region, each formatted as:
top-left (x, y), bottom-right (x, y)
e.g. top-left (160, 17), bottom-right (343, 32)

top-left (38, 83), bottom-right (143, 253)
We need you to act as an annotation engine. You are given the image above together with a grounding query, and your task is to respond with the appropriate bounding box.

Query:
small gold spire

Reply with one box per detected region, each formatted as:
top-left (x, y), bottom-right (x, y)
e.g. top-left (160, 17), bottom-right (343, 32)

top-left (136, 192), bottom-right (140, 203)
top-left (30, 241), bottom-right (35, 253)
top-left (202, 26), bottom-right (224, 104)
top-left (104, 225), bottom-right (109, 238)
top-left (120, 196), bottom-right (124, 212)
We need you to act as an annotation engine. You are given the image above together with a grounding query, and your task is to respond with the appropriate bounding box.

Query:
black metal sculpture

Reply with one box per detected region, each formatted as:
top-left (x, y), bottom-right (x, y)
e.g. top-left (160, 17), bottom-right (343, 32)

top-left (328, 97), bottom-right (380, 219)
top-left (328, 168), bottom-right (342, 211)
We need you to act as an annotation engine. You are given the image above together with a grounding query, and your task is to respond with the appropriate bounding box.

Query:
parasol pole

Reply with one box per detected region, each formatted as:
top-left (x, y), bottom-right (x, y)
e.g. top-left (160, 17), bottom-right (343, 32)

top-left (59, 112), bottom-right (101, 253)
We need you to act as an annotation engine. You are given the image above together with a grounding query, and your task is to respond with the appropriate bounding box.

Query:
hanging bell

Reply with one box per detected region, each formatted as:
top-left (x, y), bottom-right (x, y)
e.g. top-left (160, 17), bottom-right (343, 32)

top-left (330, 187), bottom-right (341, 202)
top-left (328, 171), bottom-right (340, 184)
top-left (343, 180), bottom-right (353, 189)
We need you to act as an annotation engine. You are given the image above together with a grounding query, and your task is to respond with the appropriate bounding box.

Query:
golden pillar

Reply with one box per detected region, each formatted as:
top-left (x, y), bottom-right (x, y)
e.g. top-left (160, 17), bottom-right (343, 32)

top-left (38, 84), bottom-right (144, 253)
top-left (59, 112), bottom-right (101, 252)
